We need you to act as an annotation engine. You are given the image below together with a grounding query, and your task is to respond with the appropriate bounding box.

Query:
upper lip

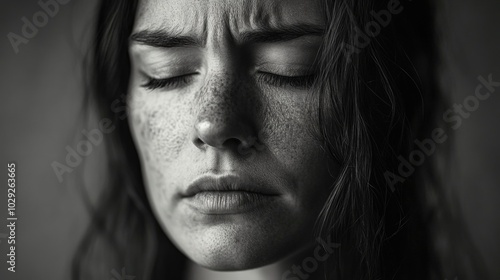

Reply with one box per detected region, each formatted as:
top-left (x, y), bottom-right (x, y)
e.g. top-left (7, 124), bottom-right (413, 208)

top-left (182, 174), bottom-right (279, 197)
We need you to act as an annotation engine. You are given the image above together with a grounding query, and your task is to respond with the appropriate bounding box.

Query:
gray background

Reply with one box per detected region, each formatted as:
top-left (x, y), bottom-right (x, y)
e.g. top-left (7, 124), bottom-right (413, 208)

top-left (0, 0), bottom-right (499, 279)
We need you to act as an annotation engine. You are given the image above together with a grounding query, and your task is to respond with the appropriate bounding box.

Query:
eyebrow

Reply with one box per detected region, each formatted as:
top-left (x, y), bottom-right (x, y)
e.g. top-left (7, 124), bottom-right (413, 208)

top-left (130, 31), bottom-right (203, 48)
top-left (239, 24), bottom-right (325, 44)
top-left (130, 23), bottom-right (324, 48)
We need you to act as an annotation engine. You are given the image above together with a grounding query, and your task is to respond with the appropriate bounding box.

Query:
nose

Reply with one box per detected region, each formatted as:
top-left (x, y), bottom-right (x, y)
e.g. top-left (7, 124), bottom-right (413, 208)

top-left (192, 73), bottom-right (259, 152)
top-left (194, 119), bottom-right (256, 150)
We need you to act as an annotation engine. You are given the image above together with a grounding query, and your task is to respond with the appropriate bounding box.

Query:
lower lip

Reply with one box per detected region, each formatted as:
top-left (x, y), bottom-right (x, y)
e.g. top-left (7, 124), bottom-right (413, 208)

top-left (184, 191), bottom-right (276, 214)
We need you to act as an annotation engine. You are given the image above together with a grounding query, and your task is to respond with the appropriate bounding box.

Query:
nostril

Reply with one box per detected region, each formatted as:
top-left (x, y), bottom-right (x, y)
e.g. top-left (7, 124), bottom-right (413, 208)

top-left (221, 138), bottom-right (242, 149)
top-left (193, 137), bottom-right (206, 148)
top-left (193, 120), bottom-right (258, 150)
top-left (234, 138), bottom-right (257, 157)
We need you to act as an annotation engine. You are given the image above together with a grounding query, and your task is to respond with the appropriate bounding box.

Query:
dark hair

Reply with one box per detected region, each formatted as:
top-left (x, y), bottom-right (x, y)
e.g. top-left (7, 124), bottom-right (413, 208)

top-left (73, 0), bottom-right (486, 279)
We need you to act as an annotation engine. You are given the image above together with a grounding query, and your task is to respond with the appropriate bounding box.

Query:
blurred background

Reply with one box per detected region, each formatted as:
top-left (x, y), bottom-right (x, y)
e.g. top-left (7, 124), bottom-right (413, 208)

top-left (0, 0), bottom-right (499, 279)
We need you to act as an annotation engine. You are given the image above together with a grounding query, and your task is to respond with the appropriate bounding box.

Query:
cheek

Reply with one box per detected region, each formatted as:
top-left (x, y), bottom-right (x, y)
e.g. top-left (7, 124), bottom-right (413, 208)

top-left (128, 91), bottom-right (195, 220)
top-left (128, 91), bottom-right (193, 167)
top-left (262, 92), bottom-right (321, 169)
top-left (261, 91), bottom-right (333, 202)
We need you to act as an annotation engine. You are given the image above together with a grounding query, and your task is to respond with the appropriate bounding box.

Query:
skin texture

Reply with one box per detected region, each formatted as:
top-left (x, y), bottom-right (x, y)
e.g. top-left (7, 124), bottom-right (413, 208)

top-left (127, 0), bottom-right (338, 278)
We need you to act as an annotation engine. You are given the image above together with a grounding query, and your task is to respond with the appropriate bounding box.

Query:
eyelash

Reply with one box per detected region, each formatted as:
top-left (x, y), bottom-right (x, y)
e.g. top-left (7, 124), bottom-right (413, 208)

top-left (141, 73), bottom-right (316, 91)
top-left (141, 74), bottom-right (194, 90)
top-left (257, 72), bottom-right (316, 89)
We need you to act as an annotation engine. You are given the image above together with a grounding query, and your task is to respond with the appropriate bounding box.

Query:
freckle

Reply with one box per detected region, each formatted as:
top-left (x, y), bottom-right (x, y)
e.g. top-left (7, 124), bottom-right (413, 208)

top-left (146, 111), bottom-right (160, 139)
top-left (143, 102), bottom-right (192, 163)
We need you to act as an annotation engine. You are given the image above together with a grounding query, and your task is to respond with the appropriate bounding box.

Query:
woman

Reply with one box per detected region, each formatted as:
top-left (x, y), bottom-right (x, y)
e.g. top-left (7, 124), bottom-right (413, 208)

top-left (73, 0), bottom-right (485, 279)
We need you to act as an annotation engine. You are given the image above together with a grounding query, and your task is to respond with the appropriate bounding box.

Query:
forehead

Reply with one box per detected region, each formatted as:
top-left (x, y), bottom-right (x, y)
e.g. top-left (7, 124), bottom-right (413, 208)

top-left (134, 0), bottom-right (324, 35)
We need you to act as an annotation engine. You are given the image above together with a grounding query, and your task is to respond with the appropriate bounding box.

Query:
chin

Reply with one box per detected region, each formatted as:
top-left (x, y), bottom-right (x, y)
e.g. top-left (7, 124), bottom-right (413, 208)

top-left (184, 236), bottom-right (292, 271)
top-left (167, 214), bottom-right (311, 271)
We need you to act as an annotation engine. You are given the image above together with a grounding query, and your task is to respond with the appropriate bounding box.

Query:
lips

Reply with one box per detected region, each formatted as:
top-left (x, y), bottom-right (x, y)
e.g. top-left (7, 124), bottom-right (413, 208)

top-left (183, 174), bottom-right (277, 197)
top-left (181, 174), bottom-right (279, 214)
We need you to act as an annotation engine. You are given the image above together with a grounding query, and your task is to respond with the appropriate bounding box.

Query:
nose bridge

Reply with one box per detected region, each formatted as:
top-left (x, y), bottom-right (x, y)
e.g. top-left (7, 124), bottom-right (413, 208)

top-left (191, 23), bottom-right (260, 150)
top-left (192, 67), bottom-right (261, 151)
top-left (196, 70), bottom-right (243, 123)
top-left (196, 8), bottom-right (246, 119)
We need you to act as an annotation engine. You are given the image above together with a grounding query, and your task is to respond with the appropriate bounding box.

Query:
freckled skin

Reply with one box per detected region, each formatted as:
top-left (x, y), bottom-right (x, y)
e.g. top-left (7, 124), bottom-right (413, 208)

top-left (127, 0), bottom-right (338, 274)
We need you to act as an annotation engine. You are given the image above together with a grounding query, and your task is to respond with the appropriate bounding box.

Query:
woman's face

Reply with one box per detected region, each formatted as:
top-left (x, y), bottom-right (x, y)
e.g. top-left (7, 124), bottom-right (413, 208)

top-left (128, 0), bottom-right (337, 270)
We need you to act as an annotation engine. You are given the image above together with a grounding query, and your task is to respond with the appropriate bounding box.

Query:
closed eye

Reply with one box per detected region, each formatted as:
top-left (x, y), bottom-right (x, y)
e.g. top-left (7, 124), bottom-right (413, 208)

top-left (257, 72), bottom-right (316, 89)
top-left (140, 72), bottom-right (316, 91)
top-left (141, 74), bottom-right (197, 90)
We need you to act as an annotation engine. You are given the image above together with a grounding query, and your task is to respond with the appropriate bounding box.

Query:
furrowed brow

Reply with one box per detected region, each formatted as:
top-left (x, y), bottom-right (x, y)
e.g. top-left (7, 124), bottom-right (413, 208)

top-left (130, 30), bottom-right (203, 48)
top-left (130, 23), bottom-right (324, 48)
top-left (238, 23), bottom-right (325, 44)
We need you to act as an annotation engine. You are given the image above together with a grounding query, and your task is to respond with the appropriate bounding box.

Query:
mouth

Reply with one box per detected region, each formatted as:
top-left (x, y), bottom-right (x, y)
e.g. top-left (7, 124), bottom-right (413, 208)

top-left (181, 174), bottom-right (279, 215)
